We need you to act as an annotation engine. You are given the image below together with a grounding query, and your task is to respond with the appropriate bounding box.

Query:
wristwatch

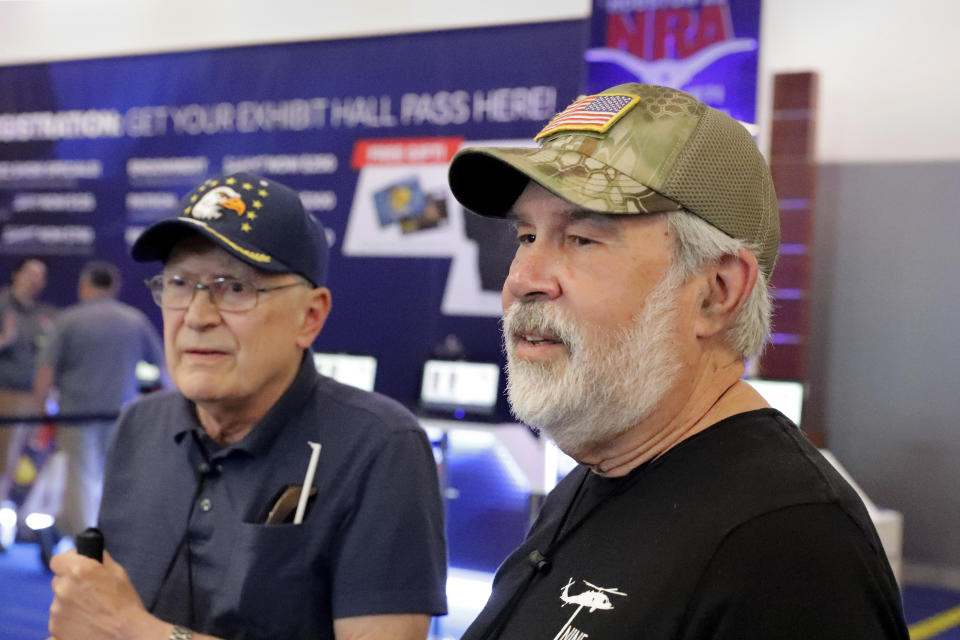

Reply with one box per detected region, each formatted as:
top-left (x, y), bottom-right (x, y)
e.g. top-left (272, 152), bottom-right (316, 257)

top-left (170, 626), bottom-right (193, 640)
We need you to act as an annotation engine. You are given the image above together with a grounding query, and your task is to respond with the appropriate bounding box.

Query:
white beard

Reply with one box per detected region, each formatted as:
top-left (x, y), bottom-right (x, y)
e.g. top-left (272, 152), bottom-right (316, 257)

top-left (502, 271), bottom-right (683, 458)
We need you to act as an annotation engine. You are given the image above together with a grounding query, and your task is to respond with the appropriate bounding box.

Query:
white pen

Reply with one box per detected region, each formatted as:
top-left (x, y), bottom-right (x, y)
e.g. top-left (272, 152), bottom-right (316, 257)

top-left (294, 441), bottom-right (322, 525)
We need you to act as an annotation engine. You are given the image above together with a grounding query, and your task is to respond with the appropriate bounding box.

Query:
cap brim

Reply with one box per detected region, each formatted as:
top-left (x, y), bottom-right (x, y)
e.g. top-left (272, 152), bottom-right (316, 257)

top-left (131, 218), bottom-right (293, 275)
top-left (448, 146), bottom-right (684, 217)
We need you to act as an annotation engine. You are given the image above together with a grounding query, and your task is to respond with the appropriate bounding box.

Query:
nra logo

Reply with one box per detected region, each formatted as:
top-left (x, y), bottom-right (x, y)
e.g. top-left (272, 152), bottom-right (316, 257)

top-left (588, 1), bottom-right (757, 91)
top-left (606, 2), bottom-right (736, 61)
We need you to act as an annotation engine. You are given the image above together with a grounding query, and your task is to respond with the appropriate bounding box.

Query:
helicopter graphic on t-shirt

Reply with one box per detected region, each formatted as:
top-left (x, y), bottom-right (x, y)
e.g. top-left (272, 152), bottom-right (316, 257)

top-left (560, 578), bottom-right (627, 612)
top-left (552, 578), bottom-right (629, 640)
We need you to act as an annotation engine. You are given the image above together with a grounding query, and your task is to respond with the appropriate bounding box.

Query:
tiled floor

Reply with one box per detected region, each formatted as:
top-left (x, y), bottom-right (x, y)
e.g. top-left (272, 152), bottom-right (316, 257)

top-left (2, 543), bottom-right (959, 639)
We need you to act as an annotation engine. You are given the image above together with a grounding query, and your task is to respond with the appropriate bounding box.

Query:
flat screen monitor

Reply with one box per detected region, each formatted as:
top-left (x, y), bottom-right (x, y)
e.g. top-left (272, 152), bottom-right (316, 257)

top-left (313, 352), bottom-right (378, 392)
top-left (419, 359), bottom-right (500, 416)
top-left (744, 378), bottom-right (805, 426)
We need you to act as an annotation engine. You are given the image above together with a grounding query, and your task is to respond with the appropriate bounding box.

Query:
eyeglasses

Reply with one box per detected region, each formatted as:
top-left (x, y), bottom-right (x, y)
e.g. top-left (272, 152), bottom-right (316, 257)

top-left (145, 274), bottom-right (309, 312)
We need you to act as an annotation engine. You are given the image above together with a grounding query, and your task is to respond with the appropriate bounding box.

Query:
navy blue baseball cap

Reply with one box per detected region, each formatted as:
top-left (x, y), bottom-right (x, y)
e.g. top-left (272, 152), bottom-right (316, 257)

top-left (131, 172), bottom-right (329, 287)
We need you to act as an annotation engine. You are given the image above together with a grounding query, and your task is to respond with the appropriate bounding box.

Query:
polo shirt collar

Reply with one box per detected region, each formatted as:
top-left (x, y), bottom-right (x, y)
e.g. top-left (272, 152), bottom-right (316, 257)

top-left (171, 351), bottom-right (319, 458)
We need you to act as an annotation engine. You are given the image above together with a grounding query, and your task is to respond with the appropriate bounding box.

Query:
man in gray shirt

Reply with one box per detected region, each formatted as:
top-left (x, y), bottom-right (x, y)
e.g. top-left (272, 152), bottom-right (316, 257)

top-left (34, 260), bottom-right (165, 537)
top-left (0, 257), bottom-right (55, 546)
top-left (0, 258), bottom-right (54, 395)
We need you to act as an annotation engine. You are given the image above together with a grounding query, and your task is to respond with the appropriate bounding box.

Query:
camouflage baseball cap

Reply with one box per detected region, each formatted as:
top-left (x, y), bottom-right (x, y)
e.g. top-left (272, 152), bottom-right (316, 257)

top-left (447, 83), bottom-right (780, 277)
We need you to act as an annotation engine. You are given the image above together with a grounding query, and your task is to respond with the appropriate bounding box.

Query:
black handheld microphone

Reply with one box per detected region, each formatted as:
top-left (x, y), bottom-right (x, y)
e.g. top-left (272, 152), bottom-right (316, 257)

top-left (76, 527), bottom-right (104, 563)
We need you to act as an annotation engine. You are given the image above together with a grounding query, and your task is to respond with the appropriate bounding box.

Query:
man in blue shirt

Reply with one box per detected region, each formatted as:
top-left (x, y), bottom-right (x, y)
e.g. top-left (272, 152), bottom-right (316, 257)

top-left (48, 173), bottom-right (447, 640)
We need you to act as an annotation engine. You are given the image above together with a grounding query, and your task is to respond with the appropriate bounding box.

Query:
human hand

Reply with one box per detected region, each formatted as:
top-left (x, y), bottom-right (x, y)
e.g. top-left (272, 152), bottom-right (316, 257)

top-left (48, 549), bottom-right (164, 640)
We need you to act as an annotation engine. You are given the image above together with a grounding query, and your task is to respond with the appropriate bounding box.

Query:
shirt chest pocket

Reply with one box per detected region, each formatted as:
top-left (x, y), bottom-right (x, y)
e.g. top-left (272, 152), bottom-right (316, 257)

top-left (218, 522), bottom-right (333, 639)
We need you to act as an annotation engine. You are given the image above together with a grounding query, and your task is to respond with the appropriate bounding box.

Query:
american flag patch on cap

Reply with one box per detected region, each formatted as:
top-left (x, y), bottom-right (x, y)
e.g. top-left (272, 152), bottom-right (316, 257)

top-left (534, 93), bottom-right (641, 142)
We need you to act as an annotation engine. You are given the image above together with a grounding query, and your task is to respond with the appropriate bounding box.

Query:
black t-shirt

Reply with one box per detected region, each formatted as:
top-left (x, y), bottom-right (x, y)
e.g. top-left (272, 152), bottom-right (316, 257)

top-left (462, 409), bottom-right (908, 640)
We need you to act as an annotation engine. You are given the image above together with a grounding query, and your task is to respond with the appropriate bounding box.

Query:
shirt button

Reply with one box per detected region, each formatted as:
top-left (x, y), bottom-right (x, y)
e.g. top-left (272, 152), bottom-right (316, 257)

top-left (200, 498), bottom-right (212, 512)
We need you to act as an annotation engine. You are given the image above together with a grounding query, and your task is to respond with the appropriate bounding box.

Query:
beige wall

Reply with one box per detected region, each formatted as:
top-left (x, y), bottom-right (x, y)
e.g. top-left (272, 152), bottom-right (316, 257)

top-left (0, 0), bottom-right (589, 63)
top-left (758, 0), bottom-right (960, 163)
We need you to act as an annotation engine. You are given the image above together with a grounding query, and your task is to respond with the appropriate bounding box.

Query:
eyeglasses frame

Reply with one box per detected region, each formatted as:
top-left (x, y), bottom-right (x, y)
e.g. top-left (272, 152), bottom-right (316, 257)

top-left (144, 274), bottom-right (310, 312)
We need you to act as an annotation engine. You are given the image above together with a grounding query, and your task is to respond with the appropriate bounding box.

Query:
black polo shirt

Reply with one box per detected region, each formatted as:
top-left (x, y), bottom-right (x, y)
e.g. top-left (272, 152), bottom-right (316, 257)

top-left (100, 353), bottom-right (447, 640)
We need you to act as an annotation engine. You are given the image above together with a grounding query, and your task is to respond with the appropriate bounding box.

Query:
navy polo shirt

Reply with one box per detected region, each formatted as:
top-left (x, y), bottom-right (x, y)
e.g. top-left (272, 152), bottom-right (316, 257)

top-left (99, 353), bottom-right (447, 640)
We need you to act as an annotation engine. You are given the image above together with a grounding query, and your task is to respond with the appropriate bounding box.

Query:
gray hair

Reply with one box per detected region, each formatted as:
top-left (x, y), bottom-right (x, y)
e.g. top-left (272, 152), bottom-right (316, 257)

top-left (663, 210), bottom-right (773, 359)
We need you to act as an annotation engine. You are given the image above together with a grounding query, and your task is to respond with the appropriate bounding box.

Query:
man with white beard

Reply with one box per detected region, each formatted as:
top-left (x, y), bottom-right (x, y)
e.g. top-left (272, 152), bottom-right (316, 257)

top-left (447, 84), bottom-right (908, 640)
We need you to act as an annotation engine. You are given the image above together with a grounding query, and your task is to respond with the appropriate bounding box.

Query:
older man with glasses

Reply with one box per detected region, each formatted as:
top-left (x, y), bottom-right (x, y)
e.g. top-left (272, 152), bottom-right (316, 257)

top-left (46, 173), bottom-right (447, 640)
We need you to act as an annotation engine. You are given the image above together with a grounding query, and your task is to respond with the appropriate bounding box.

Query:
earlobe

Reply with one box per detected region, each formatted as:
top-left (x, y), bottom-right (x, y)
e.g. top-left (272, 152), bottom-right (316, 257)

top-left (296, 287), bottom-right (332, 349)
top-left (694, 248), bottom-right (758, 339)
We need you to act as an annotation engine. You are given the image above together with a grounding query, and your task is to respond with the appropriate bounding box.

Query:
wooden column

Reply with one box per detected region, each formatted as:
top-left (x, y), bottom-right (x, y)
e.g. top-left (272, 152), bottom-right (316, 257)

top-left (759, 71), bottom-right (821, 443)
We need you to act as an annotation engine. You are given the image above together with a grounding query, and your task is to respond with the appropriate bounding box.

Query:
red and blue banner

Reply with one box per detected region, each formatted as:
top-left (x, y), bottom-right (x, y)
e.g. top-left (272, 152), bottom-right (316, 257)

top-left (586, 0), bottom-right (761, 123)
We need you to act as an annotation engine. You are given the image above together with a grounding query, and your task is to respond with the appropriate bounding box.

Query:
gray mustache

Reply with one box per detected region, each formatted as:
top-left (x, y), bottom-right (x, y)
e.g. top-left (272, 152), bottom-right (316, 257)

top-left (502, 302), bottom-right (584, 354)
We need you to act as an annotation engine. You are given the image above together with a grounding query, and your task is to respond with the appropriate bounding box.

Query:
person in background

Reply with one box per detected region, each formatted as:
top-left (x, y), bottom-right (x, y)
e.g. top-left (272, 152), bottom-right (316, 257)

top-left (33, 260), bottom-right (166, 540)
top-left (46, 173), bottom-right (447, 640)
top-left (0, 257), bottom-right (55, 550)
top-left (447, 83), bottom-right (908, 639)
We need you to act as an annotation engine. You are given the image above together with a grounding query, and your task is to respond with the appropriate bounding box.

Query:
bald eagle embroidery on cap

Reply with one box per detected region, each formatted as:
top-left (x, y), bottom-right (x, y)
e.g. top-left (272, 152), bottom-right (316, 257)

top-left (187, 186), bottom-right (247, 220)
top-left (178, 177), bottom-right (273, 264)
